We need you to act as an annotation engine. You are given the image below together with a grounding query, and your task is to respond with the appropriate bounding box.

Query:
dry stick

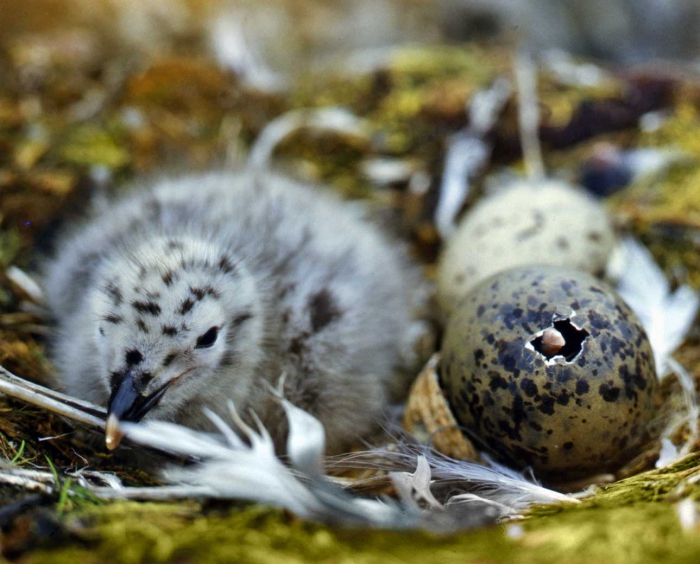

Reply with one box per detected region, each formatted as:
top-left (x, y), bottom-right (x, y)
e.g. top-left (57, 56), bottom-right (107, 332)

top-left (0, 366), bottom-right (107, 415)
top-left (91, 486), bottom-right (216, 501)
top-left (514, 50), bottom-right (545, 181)
top-left (0, 367), bottom-right (203, 499)
top-left (0, 464), bottom-right (218, 501)
top-left (0, 366), bottom-right (191, 469)
top-left (0, 466), bottom-right (57, 483)
top-left (0, 463), bottom-right (216, 501)
top-left (0, 471), bottom-right (53, 494)
top-left (0, 366), bottom-right (105, 431)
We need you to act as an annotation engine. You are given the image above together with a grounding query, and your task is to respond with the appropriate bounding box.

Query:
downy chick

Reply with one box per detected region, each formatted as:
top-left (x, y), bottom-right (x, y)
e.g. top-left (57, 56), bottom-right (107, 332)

top-left (42, 170), bottom-right (429, 453)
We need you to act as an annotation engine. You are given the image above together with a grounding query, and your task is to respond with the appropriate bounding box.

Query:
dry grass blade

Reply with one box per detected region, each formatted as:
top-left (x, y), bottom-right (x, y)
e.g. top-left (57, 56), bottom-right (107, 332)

top-left (0, 366), bottom-right (106, 431)
top-left (0, 470), bottom-right (54, 494)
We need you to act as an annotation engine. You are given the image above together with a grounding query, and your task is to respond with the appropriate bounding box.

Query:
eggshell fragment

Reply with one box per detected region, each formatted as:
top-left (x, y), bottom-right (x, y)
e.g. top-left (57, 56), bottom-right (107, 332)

top-left (403, 354), bottom-right (479, 462)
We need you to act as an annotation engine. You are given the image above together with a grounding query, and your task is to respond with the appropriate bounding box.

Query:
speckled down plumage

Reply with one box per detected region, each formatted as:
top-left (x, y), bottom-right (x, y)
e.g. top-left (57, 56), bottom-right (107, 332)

top-left (42, 170), bottom-right (430, 453)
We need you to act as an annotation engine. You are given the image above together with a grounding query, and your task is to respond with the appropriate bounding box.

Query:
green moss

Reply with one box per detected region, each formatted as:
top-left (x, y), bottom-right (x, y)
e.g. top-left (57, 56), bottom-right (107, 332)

top-left (609, 103), bottom-right (700, 225)
top-left (22, 457), bottom-right (700, 564)
top-left (530, 455), bottom-right (700, 518)
top-left (0, 225), bottom-right (20, 269)
top-left (56, 126), bottom-right (130, 169)
top-left (521, 503), bottom-right (700, 564)
top-left (19, 494), bottom-right (700, 564)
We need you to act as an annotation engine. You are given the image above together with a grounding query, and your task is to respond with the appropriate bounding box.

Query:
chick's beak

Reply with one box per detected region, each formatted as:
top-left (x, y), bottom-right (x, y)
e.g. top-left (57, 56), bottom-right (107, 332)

top-left (105, 370), bottom-right (169, 450)
top-left (105, 413), bottom-right (125, 452)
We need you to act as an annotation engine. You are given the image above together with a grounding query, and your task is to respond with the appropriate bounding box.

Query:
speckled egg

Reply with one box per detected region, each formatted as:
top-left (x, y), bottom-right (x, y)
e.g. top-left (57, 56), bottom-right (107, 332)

top-left (441, 265), bottom-right (658, 481)
top-left (437, 180), bottom-right (616, 317)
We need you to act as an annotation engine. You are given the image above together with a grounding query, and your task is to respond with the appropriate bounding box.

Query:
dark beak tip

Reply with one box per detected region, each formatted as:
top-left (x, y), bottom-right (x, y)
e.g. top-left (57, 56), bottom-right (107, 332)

top-left (107, 370), bottom-right (143, 422)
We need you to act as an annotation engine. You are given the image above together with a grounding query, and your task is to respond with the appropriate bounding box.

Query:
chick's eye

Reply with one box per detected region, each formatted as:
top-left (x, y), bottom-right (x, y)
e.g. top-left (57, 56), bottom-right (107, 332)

top-left (195, 326), bottom-right (219, 349)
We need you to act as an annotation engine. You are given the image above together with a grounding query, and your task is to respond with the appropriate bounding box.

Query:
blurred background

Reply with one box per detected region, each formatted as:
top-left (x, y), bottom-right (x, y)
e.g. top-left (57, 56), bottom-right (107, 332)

top-left (1, 0), bottom-right (700, 275)
top-left (2, 0), bottom-right (700, 75)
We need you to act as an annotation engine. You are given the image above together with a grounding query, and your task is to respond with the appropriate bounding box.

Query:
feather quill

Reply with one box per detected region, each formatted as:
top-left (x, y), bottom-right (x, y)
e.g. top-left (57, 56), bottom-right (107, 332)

top-left (248, 107), bottom-right (368, 169)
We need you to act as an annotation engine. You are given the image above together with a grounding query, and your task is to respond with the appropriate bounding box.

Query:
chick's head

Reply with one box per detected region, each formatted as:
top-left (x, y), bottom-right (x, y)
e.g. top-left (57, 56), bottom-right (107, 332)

top-left (88, 235), bottom-right (266, 449)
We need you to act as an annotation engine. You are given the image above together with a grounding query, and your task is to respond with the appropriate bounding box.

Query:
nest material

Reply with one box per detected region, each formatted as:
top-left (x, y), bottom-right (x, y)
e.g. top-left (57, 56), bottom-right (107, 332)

top-left (1, 9), bottom-right (700, 559)
top-left (402, 354), bottom-right (479, 462)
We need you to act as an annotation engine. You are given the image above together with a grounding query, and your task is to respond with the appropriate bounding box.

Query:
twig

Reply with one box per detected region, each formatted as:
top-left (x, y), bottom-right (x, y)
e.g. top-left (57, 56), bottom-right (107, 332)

top-left (0, 468), bottom-right (56, 483)
top-left (90, 486), bottom-right (216, 501)
top-left (0, 471), bottom-right (53, 494)
top-left (0, 365), bottom-right (187, 464)
top-left (0, 366), bottom-right (106, 430)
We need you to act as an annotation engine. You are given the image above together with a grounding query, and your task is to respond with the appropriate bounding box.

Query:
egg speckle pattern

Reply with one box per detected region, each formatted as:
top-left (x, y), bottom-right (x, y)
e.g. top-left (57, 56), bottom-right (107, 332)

top-left (437, 180), bottom-right (616, 317)
top-left (441, 265), bottom-right (658, 481)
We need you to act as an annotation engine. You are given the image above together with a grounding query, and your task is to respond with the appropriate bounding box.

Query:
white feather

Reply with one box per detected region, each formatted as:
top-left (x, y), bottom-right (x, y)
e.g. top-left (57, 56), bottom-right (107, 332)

top-left (121, 402), bottom-right (430, 527)
top-left (121, 398), bottom-right (548, 529)
top-left (208, 11), bottom-right (284, 91)
top-left (658, 358), bottom-right (700, 466)
top-left (446, 493), bottom-right (515, 516)
top-left (614, 238), bottom-right (699, 468)
top-left (280, 398), bottom-right (326, 475)
top-left (435, 133), bottom-right (489, 239)
top-left (389, 455), bottom-right (441, 510)
top-left (615, 237), bottom-right (699, 377)
top-left (332, 444), bottom-right (577, 513)
top-left (123, 413), bottom-right (327, 519)
top-left (434, 78), bottom-right (510, 239)
top-left (656, 438), bottom-right (680, 469)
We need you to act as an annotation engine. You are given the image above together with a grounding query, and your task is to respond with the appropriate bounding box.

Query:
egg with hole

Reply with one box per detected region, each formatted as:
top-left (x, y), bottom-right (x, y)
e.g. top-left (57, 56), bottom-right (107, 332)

top-left (440, 265), bottom-right (658, 482)
top-left (437, 180), bottom-right (616, 318)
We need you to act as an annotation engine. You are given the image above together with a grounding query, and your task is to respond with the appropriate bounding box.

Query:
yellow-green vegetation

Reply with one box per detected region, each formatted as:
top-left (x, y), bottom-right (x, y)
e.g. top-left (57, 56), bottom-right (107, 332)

top-left (57, 126), bottom-right (130, 169)
top-left (19, 458), bottom-right (700, 564)
top-left (280, 46), bottom-right (511, 197)
top-left (16, 497), bottom-right (700, 564)
top-left (612, 103), bottom-right (700, 229)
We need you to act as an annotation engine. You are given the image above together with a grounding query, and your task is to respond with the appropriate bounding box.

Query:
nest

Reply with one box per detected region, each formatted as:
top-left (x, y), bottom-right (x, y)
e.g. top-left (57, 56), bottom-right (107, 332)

top-left (0, 8), bottom-right (700, 560)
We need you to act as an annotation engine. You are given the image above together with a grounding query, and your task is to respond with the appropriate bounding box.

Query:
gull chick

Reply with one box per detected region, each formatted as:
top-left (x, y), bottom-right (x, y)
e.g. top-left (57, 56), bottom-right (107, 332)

top-left (42, 171), bottom-right (429, 453)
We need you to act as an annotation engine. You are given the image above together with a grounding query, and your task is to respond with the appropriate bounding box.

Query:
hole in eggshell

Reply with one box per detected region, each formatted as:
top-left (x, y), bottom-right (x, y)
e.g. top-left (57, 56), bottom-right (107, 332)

top-left (528, 318), bottom-right (590, 363)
